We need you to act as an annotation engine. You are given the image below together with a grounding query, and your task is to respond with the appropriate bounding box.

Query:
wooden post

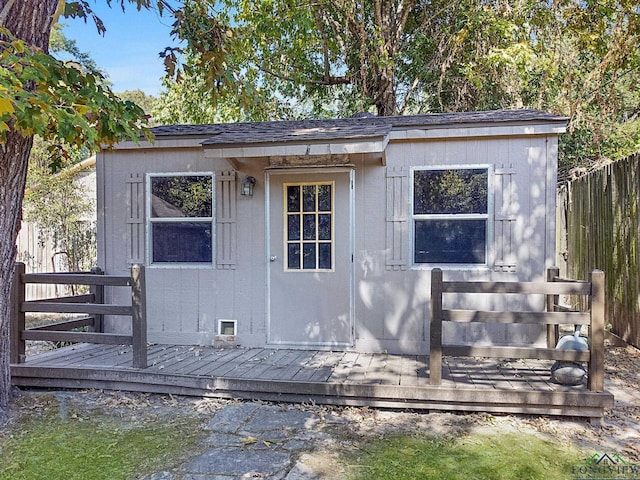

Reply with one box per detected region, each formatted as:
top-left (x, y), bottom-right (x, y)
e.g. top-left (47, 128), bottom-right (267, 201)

top-left (10, 262), bottom-right (26, 364)
top-left (588, 269), bottom-right (605, 392)
top-left (430, 268), bottom-right (443, 385)
top-left (89, 266), bottom-right (104, 332)
top-left (546, 266), bottom-right (560, 348)
top-left (131, 264), bottom-right (147, 369)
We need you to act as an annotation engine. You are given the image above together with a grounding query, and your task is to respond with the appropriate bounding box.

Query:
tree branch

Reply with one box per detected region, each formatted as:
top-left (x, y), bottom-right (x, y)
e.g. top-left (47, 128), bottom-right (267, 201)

top-left (0, 0), bottom-right (17, 27)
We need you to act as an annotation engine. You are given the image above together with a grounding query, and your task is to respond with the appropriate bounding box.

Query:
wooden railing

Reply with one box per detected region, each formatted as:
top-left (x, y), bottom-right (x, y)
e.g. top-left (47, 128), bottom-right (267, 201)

top-left (10, 262), bottom-right (147, 368)
top-left (429, 267), bottom-right (605, 392)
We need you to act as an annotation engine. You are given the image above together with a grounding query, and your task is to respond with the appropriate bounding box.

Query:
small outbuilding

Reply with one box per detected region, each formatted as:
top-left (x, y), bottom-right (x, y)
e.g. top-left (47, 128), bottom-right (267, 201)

top-left (97, 109), bottom-right (567, 354)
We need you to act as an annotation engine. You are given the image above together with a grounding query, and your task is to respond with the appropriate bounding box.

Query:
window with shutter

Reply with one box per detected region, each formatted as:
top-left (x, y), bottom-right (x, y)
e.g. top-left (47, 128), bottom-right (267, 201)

top-left (412, 166), bottom-right (491, 266)
top-left (147, 173), bottom-right (214, 264)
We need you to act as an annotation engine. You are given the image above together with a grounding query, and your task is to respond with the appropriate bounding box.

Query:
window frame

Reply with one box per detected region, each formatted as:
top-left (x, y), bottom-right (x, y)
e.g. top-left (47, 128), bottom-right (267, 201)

top-left (282, 181), bottom-right (336, 273)
top-left (146, 172), bottom-right (215, 267)
top-left (410, 165), bottom-right (493, 269)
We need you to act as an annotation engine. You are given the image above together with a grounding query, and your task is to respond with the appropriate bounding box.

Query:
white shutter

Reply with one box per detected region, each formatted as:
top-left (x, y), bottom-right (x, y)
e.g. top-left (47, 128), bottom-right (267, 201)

top-left (126, 173), bottom-right (144, 265)
top-left (493, 167), bottom-right (517, 272)
top-left (385, 167), bottom-right (409, 270)
top-left (216, 171), bottom-right (237, 269)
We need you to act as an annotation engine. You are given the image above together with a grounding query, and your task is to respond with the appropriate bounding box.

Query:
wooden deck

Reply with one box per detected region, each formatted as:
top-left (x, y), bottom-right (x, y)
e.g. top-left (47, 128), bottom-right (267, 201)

top-left (10, 344), bottom-right (614, 418)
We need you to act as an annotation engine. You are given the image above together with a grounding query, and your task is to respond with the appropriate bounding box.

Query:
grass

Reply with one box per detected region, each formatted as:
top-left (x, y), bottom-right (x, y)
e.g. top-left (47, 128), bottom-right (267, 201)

top-left (345, 432), bottom-right (585, 480)
top-left (0, 395), bottom-right (206, 480)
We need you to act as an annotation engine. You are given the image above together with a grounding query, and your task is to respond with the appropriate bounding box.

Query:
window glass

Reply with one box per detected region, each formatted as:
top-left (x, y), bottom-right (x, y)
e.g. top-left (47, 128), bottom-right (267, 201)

top-left (414, 169), bottom-right (487, 215)
top-left (415, 219), bottom-right (486, 264)
top-left (318, 184), bottom-right (332, 211)
top-left (302, 185), bottom-right (316, 212)
top-left (285, 182), bottom-right (333, 271)
top-left (318, 214), bottom-right (331, 241)
top-left (413, 168), bottom-right (489, 265)
top-left (287, 215), bottom-right (300, 241)
top-left (303, 243), bottom-right (316, 269)
top-left (152, 223), bottom-right (212, 263)
top-left (318, 243), bottom-right (332, 269)
top-left (287, 186), bottom-right (300, 213)
top-left (151, 176), bottom-right (212, 218)
top-left (303, 214), bottom-right (316, 240)
top-left (149, 174), bottom-right (214, 264)
top-left (288, 243), bottom-right (301, 269)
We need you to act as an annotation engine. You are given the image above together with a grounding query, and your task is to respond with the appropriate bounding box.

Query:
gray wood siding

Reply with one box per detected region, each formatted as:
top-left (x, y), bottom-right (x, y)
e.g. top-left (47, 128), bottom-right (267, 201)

top-left (354, 135), bottom-right (555, 353)
top-left (98, 126), bottom-right (558, 354)
top-left (98, 149), bottom-right (268, 346)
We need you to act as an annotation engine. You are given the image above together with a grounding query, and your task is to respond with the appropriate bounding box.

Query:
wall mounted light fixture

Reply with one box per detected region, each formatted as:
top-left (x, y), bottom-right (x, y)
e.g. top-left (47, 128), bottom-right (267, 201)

top-left (241, 176), bottom-right (256, 196)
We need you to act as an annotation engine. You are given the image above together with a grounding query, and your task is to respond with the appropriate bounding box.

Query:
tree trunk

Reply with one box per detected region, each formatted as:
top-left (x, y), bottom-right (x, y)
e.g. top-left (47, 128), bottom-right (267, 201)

top-left (0, 0), bottom-right (59, 425)
top-left (374, 66), bottom-right (396, 116)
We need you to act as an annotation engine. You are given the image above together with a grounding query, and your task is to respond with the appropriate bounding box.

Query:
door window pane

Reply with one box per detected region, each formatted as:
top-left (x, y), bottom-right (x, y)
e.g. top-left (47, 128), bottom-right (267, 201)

top-left (318, 214), bottom-right (331, 240)
top-left (303, 214), bottom-right (316, 240)
top-left (288, 243), bottom-right (301, 269)
top-left (318, 184), bottom-right (332, 211)
top-left (287, 186), bottom-right (300, 213)
top-left (288, 215), bottom-right (300, 241)
top-left (318, 243), bottom-right (332, 269)
top-left (303, 243), bottom-right (316, 269)
top-left (302, 185), bottom-right (316, 212)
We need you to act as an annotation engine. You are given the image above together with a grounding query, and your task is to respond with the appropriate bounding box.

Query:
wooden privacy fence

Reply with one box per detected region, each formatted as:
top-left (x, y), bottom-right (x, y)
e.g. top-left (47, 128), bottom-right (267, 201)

top-left (10, 262), bottom-right (147, 368)
top-left (430, 267), bottom-right (605, 392)
top-left (558, 152), bottom-right (640, 348)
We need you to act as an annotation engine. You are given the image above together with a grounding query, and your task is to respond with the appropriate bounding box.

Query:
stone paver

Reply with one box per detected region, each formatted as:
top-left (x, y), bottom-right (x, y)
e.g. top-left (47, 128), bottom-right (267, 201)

top-left (143, 402), bottom-right (336, 480)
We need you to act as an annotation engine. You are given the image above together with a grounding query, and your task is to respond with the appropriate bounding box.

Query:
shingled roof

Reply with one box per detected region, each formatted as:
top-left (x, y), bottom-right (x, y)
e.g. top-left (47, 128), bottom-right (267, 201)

top-left (149, 109), bottom-right (567, 147)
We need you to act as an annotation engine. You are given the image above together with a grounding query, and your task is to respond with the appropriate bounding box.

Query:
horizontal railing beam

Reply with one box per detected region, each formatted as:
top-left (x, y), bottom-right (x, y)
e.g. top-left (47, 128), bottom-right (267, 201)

top-left (442, 281), bottom-right (591, 296)
top-left (442, 345), bottom-right (590, 362)
top-left (442, 309), bottom-right (591, 325)
top-left (31, 294), bottom-right (95, 304)
top-left (552, 276), bottom-right (589, 283)
top-left (22, 330), bottom-right (133, 345)
top-left (21, 273), bottom-right (131, 287)
top-left (22, 302), bottom-right (132, 316)
top-left (28, 317), bottom-right (95, 331)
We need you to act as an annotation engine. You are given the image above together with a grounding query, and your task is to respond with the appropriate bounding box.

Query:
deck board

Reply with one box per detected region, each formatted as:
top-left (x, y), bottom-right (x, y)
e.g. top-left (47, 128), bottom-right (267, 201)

top-left (11, 344), bottom-right (614, 418)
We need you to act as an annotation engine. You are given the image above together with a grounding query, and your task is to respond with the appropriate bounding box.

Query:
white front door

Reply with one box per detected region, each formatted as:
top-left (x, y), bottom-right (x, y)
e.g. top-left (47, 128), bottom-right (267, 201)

top-left (267, 170), bottom-right (353, 347)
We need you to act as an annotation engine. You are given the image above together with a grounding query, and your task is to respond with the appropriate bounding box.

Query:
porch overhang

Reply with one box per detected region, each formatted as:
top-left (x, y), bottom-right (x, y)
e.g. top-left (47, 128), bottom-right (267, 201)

top-left (201, 121), bottom-right (391, 166)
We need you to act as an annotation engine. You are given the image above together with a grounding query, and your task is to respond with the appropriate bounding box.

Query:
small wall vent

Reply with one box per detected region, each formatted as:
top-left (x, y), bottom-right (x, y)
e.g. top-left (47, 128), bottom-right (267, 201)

top-left (217, 319), bottom-right (237, 336)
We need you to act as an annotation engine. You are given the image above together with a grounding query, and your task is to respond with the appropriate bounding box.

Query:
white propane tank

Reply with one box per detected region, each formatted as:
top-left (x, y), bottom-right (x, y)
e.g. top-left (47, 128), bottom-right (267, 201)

top-left (551, 326), bottom-right (588, 386)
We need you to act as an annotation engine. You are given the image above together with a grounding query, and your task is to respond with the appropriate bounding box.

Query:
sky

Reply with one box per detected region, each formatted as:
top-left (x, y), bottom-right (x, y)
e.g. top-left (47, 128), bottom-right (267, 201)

top-left (61, 2), bottom-right (180, 97)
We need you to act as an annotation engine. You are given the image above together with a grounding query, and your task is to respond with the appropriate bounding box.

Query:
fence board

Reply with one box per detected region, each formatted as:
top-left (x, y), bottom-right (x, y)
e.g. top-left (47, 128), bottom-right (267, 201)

top-left (442, 345), bottom-right (590, 362)
top-left (22, 302), bottom-right (132, 316)
top-left (22, 331), bottom-right (133, 345)
top-left (29, 317), bottom-right (95, 331)
top-left (22, 273), bottom-right (131, 286)
top-left (443, 310), bottom-right (590, 325)
top-left (442, 281), bottom-right (591, 295)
